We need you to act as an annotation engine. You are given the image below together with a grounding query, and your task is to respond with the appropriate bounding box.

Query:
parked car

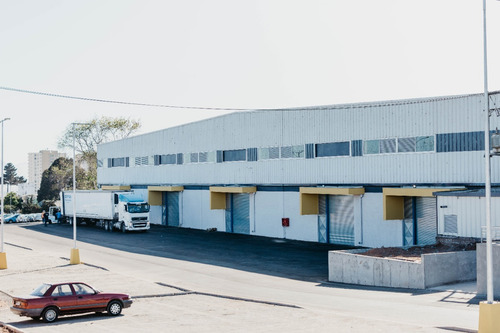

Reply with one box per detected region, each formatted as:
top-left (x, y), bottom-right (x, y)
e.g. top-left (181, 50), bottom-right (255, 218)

top-left (33, 213), bottom-right (43, 221)
top-left (11, 282), bottom-right (132, 322)
top-left (16, 214), bottom-right (28, 223)
top-left (4, 214), bottom-right (19, 223)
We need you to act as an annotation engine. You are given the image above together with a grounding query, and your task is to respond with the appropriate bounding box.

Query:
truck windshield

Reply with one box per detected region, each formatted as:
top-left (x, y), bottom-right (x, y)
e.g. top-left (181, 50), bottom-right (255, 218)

top-left (127, 203), bottom-right (150, 213)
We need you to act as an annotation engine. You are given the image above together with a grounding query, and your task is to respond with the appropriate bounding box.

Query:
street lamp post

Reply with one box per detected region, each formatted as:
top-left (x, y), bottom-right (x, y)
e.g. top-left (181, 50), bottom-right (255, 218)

top-left (69, 122), bottom-right (87, 265)
top-left (0, 118), bottom-right (10, 270)
top-left (479, 0), bottom-right (500, 331)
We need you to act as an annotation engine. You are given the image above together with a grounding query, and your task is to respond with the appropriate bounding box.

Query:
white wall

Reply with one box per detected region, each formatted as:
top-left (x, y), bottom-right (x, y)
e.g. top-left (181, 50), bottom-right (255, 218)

top-left (437, 196), bottom-right (500, 239)
top-left (253, 191), bottom-right (318, 242)
top-left (359, 193), bottom-right (403, 248)
top-left (181, 190), bottom-right (226, 232)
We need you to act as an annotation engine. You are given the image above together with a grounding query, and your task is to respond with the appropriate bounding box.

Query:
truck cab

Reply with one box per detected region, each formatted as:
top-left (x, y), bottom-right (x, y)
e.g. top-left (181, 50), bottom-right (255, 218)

top-left (115, 193), bottom-right (150, 232)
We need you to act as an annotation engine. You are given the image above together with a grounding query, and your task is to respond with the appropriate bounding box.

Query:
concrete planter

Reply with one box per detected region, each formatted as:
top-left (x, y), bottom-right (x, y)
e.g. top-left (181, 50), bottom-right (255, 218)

top-left (329, 249), bottom-right (476, 289)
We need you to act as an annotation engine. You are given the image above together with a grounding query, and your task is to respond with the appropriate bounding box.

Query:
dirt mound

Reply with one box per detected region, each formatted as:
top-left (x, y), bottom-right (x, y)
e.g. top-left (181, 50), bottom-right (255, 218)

top-left (361, 243), bottom-right (476, 262)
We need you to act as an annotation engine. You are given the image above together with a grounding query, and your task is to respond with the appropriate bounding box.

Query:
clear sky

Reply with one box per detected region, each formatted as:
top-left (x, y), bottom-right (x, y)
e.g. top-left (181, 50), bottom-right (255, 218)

top-left (1, 0), bottom-right (500, 178)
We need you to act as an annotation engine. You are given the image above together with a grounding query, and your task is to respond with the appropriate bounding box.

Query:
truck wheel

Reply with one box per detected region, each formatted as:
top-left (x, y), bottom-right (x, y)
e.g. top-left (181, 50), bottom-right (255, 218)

top-left (121, 222), bottom-right (126, 233)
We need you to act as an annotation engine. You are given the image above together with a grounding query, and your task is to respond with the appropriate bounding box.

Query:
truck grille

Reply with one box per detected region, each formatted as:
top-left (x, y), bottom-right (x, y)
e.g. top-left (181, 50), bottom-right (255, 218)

top-left (132, 217), bottom-right (148, 221)
top-left (133, 222), bottom-right (148, 228)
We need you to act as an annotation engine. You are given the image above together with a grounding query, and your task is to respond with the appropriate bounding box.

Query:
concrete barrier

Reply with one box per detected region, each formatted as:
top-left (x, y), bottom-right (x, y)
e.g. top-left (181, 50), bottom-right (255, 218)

top-left (476, 242), bottom-right (500, 298)
top-left (329, 249), bottom-right (476, 289)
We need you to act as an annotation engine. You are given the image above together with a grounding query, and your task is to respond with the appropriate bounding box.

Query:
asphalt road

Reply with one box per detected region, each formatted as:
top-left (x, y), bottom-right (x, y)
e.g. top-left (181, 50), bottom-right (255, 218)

top-left (0, 222), bottom-right (481, 332)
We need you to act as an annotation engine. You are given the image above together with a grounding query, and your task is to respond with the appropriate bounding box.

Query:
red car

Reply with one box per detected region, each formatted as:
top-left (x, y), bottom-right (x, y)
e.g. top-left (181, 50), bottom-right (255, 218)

top-left (10, 282), bottom-right (133, 322)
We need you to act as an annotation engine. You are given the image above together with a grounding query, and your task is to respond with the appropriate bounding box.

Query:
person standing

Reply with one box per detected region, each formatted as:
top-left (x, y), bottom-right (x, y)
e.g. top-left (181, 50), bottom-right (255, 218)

top-left (42, 211), bottom-right (47, 226)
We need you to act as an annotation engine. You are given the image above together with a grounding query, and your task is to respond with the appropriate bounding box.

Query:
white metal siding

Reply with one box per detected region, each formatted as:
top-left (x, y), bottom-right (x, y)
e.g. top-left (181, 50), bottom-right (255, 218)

top-left (437, 196), bottom-right (500, 238)
top-left (98, 93), bottom-right (500, 187)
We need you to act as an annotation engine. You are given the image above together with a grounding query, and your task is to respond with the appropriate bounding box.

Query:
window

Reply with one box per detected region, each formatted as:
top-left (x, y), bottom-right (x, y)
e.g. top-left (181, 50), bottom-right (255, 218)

top-left (247, 148), bottom-right (257, 161)
top-left (199, 151), bottom-right (216, 163)
top-left (97, 159), bottom-right (103, 168)
top-left (398, 137), bottom-right (416, 153)
top-left (51, 284), bottom-right (73, 297)
top-left (281, 145), bottom-right (305, 158)
top-left (351, 140), bottom-right (363, 157)
top-left (363, 140), bottom-right (379, 154)
top-left (416, 136), bottom-right (435, 152)
top-left (159, 154), bottom-right (176, 165)
top-left (379, 139), bottom-right (396, 154)
top-left (258, 147), bottom-right (279, 160)
top-left (73, 283), bottom-right (95, 295)
top-left (190, 153), bottom-right (199, 163)
top-left (109, 157), bottom-right (127, 167)
top-left (316, 142), bottom-right (350, 157)
top-left (223, 149), bottom-right (246, 162)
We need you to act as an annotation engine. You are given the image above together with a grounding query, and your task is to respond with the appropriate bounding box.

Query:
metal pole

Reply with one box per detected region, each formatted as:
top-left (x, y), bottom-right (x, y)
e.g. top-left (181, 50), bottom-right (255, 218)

top-left (72, 123), bottom-right (77, 249)
top-left (483, 0), bottom-right (494, 304)
top-left (0, 118), bottom-right (9, 254)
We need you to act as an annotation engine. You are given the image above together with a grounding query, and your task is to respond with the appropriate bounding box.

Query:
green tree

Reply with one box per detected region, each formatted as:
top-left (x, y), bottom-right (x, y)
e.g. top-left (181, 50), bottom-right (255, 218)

top-left (37, 157), bottom-right (87, 202)
top-left (21, 195), bottom-right (40, 214)
top-left (58, 116), bottom-right (141, 189)
top-left (3, 163), bottom-right (26, 185)
top-left (4, 192), bottom-right (22, 213)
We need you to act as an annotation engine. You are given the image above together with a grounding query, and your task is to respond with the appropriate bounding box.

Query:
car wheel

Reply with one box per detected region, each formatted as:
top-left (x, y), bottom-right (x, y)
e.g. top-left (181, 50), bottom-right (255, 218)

top-left (107, 300), bottom-right (122, 316)
top-left (42, 307), bottom-right (58, 323)
top-left (120, 223), bottom-right (126, 233)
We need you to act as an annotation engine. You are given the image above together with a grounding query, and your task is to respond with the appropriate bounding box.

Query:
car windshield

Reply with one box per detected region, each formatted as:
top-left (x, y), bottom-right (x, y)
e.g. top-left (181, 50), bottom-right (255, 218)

top-left (30, 283), bottom-right (51, 296)
top-left (127, 203), bottom-right (149, 213)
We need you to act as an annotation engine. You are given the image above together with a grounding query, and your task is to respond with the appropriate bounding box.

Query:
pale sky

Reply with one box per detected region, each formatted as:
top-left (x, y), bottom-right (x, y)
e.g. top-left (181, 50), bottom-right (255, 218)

top-left (1, 0), bottom-right (500, 178)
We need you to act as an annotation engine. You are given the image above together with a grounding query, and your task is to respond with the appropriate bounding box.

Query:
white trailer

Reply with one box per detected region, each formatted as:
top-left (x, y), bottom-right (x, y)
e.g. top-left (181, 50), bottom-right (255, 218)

top-left (60, 190), bottom-right (150, 232)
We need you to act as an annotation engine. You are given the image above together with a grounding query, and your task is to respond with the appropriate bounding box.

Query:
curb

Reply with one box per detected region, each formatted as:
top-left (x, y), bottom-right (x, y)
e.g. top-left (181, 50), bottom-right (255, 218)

top-left (0, 322), bottom-right (23, 333)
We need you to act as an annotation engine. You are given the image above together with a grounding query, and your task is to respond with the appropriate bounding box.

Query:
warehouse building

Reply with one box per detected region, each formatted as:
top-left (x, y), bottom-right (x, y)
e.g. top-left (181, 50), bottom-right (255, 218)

top-left (97, 92), bottom-right (500, 248)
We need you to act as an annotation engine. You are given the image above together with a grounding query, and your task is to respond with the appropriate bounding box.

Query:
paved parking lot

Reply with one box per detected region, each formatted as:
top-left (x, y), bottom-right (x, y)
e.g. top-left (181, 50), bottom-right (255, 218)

top-left (0, 223), bottom-right (481, 332)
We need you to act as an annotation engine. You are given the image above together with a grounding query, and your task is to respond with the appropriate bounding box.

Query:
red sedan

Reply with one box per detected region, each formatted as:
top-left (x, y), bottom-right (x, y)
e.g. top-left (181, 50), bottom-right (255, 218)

top-left (10, 282), bottom-right (133, 322)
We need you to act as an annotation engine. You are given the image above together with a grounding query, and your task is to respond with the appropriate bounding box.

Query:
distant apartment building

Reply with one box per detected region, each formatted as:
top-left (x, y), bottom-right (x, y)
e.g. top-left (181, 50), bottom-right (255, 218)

top-left (28, 150), bottom-right (66, 193)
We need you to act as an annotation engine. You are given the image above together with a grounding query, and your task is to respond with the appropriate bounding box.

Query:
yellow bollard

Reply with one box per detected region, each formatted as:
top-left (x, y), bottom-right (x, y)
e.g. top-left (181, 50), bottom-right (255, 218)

top-left (69, 248), bottom-right (81, 265)
top-left (0, 252), bottom-right (6, 269)
top-left (479, 301), bottom-right (500, 333)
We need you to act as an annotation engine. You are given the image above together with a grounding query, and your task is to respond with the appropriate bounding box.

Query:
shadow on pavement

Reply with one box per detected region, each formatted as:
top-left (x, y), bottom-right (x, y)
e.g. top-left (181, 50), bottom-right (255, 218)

top-left (21, 223), bottom-right (357, 282)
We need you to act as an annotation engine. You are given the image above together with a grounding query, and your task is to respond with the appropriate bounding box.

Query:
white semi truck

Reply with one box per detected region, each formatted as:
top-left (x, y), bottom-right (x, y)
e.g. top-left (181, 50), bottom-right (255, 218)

top-left (60, 190), bottom-right (150, 232)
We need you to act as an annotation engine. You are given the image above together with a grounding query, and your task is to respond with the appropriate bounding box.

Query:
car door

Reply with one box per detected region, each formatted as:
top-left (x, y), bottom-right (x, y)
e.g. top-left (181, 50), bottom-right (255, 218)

top-left (73, 283), bottom-right (108, 311)
top-left (49, 284), bottom-right (78, 313)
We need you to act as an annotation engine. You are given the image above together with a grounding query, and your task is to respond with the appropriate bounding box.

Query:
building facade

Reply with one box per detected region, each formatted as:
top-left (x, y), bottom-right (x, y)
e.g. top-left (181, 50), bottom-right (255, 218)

top-left (97, 92), bottom-right (500, 248)
top-left (28, 150), bottom-right (66, 193)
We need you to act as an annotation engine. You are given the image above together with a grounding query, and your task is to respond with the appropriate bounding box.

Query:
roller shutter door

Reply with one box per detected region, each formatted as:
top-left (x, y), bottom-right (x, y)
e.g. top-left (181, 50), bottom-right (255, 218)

top-left (416, 197), bottom-right (437, 245)
top-left (225, 194), bottom-right (250, 234)
top-left (329, 195), bottom-right (355, 246)
top-left (165, 192), bottom-right (180, 227)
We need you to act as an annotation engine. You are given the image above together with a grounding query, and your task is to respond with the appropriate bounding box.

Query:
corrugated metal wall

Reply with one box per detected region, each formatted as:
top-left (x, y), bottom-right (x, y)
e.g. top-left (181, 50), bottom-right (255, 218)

top-left (437, 196), bottom-right (500, 238)
top-left (98, 93), bottom-right (500, 186)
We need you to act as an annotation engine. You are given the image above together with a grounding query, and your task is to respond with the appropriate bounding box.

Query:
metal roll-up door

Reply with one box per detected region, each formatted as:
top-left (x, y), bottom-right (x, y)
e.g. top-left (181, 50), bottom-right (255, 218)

top-left (232, 193), bottom-right (250, 234)
top-left (166, 192), bottom-right (180, 227)
top-left (329, 195), bottom-right (354, 245)
top-left (403, 197), bottom-right (414, 246)
top-left (317, 195), bottom-right (327, 243)
top-left (416, 197), bottom-right (437, 245)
